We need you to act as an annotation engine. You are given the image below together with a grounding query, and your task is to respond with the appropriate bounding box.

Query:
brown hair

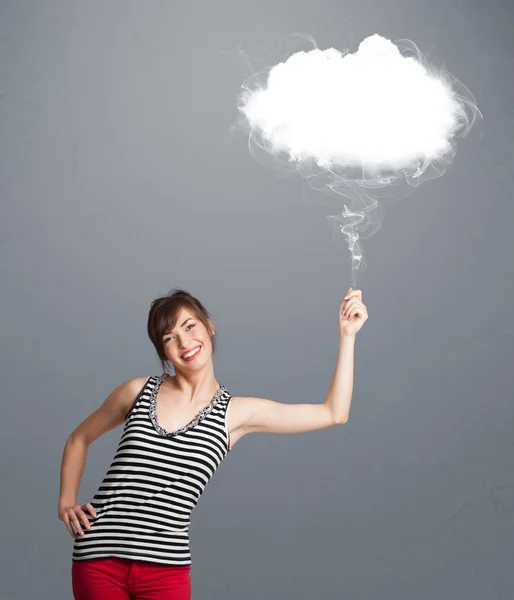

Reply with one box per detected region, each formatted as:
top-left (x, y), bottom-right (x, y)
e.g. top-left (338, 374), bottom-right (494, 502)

top-left (147, 288), bottom-right (217, 374)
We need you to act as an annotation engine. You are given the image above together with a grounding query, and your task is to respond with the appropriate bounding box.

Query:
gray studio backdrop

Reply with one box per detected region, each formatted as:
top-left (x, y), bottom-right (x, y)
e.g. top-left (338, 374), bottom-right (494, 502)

top-left (1, 1), bottom-right (513, 599)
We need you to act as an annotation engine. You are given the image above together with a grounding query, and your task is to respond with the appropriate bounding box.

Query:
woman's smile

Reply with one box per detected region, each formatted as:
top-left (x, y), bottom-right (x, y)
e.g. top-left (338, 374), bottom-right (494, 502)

top-left (180, 345), bottom-right (202, 361)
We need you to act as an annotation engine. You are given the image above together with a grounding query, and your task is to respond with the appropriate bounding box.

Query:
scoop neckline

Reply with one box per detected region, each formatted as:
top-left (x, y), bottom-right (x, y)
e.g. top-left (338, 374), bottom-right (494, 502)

top-left (150, 373), bottom-right (225, 437)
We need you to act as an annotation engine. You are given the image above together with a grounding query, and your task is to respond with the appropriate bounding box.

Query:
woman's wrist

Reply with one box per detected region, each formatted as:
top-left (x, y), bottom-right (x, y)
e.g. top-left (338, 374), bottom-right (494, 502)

top-left (340, 333), bottom-right (356, 341)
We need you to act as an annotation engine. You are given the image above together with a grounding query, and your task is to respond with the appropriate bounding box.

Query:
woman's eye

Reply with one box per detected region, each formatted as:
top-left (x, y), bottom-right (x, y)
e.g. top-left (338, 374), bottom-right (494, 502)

top-left (165, 324), bottom-right (194, 343)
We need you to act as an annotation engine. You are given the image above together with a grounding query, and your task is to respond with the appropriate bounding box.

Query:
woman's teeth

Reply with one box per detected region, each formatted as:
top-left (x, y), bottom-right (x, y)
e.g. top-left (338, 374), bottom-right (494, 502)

top-left (182, 347), bottom-right (200, 359)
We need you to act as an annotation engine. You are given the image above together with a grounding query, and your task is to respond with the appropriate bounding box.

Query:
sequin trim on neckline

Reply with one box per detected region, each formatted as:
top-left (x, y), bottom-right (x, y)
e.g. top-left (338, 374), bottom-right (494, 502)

top-left (149, 373), bottom-right (226, 437)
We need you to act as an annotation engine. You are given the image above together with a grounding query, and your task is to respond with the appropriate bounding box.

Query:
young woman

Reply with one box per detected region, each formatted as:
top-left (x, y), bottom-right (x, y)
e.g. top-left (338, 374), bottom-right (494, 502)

top-left (59, 286), bottom-right (368, 600)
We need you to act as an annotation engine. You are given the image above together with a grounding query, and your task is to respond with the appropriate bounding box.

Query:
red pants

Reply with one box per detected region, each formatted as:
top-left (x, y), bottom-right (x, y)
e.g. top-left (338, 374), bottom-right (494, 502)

top-left (72, 557), bottom-right (191, 600)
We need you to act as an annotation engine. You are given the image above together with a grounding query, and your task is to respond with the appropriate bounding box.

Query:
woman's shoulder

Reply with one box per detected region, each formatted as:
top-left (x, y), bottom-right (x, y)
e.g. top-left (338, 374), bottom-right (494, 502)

top-left (117, 376), bottom-right (151, 406)
top-left (128, 376), bottom-right (152, 390)
top-left (118, 377), bottom-right (153, 420)
top-left (115, 376), bottom-right (159, 408)
top-left (127, 374), bottom-right (164, 387)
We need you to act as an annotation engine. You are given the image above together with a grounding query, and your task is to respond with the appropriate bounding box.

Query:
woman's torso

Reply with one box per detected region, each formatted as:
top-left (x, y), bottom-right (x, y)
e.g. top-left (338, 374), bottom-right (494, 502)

top-left (72, 374), bottom-right (236, 565)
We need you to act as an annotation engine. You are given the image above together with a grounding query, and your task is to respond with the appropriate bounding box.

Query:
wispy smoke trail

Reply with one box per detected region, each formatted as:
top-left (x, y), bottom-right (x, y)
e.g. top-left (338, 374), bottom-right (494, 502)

top-left (234, 33), bottom-right (481, 285)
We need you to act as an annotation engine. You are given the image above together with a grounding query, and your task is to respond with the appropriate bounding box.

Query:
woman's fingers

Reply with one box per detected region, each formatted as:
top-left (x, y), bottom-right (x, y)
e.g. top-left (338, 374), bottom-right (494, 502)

top-left (64, 506), bottom-right (92, 538)
top-left (63, 512), bottom-right (78, 538)
top-left (344, 300), bottom-right (368, 320)
top-left (344, 289), bottom-right (362, 301)
top-left (77, 507), bottom-right (92, 534)
top-left (72, 511), bottom-right (85, 537)
top-left (342, 299), bottom-right (361, 318)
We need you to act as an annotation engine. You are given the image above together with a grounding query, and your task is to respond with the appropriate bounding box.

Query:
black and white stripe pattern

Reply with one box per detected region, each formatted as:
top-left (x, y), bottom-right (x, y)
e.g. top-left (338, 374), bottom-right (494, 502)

top-left (72, 374), bottom-right (232, 565)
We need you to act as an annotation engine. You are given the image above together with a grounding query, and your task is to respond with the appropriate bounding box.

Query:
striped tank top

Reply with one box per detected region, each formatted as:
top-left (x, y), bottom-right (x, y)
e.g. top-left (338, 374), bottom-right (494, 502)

top-left (72, 373), bottom-right (232, 565)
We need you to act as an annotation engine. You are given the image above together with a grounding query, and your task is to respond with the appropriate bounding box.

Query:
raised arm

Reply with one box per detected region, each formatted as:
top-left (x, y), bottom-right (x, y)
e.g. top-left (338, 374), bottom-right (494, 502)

top-left (234, 288), bottom-right (368, 436)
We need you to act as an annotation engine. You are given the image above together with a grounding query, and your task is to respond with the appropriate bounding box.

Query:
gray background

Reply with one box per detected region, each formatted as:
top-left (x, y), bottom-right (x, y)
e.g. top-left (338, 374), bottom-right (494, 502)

top-left (1, 1), bottom-right (513, 598)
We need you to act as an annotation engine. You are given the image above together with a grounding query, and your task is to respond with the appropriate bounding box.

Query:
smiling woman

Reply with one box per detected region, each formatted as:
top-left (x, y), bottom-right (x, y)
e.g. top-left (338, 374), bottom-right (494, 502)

top-left (61, 285), bottom-right (363, 600)
top-left (147, 288), bottom-right (218, 374)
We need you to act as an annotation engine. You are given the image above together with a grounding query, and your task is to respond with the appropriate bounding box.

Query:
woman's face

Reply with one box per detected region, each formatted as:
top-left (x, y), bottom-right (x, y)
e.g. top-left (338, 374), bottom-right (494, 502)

top-left (162, 307), bottom-right (215, 370)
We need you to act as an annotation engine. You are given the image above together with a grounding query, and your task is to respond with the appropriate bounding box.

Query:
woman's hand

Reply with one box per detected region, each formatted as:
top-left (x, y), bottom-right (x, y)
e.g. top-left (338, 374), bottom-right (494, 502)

top-left (339, 288), bottom-right (368, 337)
top-left (59, 503), bottom-right (97, 539)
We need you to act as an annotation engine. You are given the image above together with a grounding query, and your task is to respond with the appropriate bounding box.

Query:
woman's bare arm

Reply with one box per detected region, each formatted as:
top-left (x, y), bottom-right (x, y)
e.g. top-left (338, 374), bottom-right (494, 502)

top-left (58, 377), bottom-right (147, 516)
